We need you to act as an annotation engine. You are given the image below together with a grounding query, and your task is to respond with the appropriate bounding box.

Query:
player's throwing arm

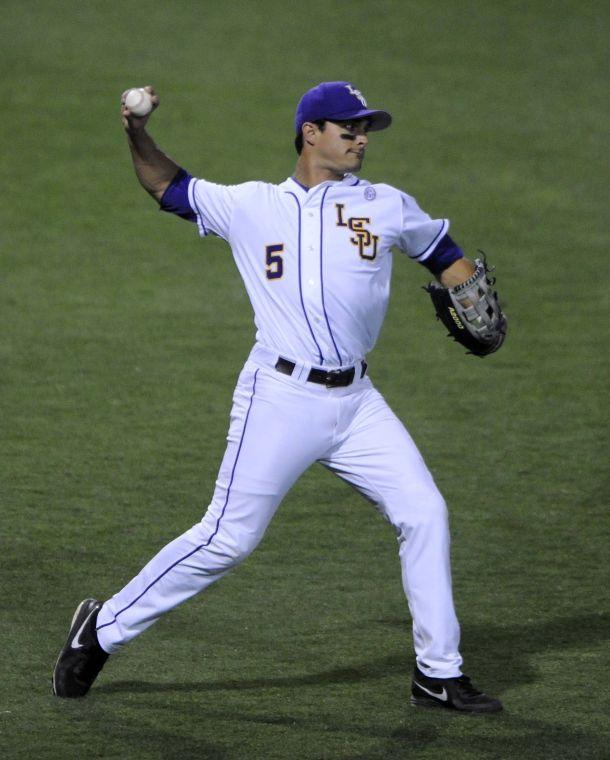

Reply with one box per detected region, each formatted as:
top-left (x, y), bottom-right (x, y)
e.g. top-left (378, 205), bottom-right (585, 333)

top-left (120, 86), bottom-right (181, 201)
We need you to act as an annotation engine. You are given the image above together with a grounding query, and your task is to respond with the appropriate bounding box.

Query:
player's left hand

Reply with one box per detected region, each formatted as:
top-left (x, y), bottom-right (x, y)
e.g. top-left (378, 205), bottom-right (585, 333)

top-left (120, 85), bottom-right (159, 132)
top-left (426, 256), bottom-right (507, 357)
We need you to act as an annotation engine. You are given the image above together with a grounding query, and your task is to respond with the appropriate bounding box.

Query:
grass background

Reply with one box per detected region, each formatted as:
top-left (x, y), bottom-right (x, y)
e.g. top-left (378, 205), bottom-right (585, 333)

top-left (1, 0), bottom-right (608, 757)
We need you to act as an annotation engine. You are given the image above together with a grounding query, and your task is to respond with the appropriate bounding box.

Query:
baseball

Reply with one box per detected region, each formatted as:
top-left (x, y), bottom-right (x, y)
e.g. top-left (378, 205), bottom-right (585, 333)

top-left (124, 88), bottom-right (153, 117)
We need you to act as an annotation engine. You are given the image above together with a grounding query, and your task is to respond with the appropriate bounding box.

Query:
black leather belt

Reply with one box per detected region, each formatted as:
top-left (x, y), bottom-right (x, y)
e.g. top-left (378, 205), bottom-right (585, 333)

top-left (275, 357), bottom-right (367, 388)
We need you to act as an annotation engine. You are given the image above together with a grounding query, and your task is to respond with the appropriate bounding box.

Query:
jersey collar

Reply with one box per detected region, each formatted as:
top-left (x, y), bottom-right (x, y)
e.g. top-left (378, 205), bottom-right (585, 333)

top-left (283, 174), bottom-right (361, 196)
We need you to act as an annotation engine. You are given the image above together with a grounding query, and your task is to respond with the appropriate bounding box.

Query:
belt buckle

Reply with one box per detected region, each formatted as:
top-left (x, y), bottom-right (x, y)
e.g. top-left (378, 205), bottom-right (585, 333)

top-left (324, 368), bottom-right (343, 388)
top-left (325, 367), bottom-right (355, 388)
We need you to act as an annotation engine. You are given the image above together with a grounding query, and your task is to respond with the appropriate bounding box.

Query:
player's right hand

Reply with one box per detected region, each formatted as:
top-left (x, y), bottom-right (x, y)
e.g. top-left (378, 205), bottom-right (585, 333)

top-left (120, 86), bottom-right (159, 131)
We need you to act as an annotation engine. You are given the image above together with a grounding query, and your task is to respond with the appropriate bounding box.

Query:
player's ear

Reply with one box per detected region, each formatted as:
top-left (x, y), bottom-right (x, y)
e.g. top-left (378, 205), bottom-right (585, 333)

top-left (302, 122), bottom-right (319, 147)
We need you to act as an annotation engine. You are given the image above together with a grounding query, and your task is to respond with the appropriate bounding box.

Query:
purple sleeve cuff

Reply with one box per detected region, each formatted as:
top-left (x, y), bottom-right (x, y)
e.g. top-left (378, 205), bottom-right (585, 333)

top-left (420, 234), bottom-right (464, 275)
top-left (159, 168), bottom-right (196, 222)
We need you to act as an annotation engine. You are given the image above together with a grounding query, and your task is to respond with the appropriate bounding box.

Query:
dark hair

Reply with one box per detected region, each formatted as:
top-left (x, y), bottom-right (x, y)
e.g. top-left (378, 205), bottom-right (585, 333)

top-left (294, 119), bottom-right (326, 155)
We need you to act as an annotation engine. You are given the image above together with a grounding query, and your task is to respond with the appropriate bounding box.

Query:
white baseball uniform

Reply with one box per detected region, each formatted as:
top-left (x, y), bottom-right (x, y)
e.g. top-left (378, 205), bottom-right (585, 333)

top-left (96, 173), bottom-right (463, 678)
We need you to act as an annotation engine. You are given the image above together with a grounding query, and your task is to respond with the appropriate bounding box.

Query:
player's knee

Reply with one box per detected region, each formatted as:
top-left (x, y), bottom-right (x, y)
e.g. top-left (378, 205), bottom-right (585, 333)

top-left (389, 489), bottom-right (448, 538)
top-left (208, 527), bottom-right (263, 568)
top-left (184, 521), bottom-right (262, 570)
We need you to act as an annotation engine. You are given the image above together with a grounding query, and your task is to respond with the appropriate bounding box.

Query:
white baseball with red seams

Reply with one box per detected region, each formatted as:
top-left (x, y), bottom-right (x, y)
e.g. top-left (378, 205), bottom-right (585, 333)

top-left (124, 88), bottom-right (153, 117)
top-left (96, 171), bottom-right (463, 679)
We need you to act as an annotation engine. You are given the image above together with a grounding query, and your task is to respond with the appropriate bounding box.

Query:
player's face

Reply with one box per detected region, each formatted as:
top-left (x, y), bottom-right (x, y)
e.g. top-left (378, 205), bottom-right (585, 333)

top-left (311, 118), bottom-right (370, 175)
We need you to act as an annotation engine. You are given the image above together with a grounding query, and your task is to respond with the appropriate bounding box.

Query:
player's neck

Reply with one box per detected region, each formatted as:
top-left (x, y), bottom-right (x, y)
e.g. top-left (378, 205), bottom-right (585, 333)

top-left (293, 157), bottom-right (345, 189)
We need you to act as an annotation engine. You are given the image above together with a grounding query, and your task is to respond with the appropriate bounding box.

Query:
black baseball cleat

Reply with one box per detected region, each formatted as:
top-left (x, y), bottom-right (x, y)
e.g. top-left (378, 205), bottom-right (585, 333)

top-left (411, 666), bottom-right (503, 713)
top-left (52, 598), bottom-right (109, 698)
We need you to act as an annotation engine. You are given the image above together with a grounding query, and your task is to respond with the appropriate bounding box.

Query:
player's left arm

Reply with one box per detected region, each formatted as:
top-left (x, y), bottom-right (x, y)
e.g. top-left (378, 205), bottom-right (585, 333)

top-left (410, 227), bottom-right (473, 285)
top-left (395, 190), bottom-right (506, 354)
top-left (423, 240), bottom-right (507, 356)
top-left (437, 256), bottom-right (475, 288)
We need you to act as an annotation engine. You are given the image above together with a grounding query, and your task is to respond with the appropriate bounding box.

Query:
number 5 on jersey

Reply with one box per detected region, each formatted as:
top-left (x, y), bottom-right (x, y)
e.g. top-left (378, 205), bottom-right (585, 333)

top-left (265, 244), bottom-right (284, 280)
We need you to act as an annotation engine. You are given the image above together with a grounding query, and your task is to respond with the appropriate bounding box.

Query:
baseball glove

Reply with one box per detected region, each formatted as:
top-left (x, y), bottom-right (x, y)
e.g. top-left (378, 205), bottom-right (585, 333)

top-left (426, 255), bottom-right (507, 357)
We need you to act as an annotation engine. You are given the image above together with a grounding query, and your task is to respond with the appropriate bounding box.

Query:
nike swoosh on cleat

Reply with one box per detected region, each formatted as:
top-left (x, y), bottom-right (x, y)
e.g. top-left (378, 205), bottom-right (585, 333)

top-left (414, 681), bottom-right (448, 702)
top-left (70, 608), bottom-right (96, 649)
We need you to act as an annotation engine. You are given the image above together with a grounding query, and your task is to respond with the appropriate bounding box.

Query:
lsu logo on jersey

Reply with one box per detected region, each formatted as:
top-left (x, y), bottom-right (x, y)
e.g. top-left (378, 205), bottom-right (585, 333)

top-left (335, 203), bottom-right (379, 260)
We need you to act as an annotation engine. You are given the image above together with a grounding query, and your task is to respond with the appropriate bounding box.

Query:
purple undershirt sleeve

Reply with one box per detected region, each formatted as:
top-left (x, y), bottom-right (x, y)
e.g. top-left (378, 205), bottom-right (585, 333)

top-left (158, 168), bottom-right (196, 222)
top-left (420, 234), bottom-right (464, 276)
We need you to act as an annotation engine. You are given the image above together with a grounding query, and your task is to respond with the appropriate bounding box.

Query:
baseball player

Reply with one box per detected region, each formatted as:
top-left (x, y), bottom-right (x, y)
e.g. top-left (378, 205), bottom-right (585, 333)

top-left (53, 82), bottom-right (505, 713)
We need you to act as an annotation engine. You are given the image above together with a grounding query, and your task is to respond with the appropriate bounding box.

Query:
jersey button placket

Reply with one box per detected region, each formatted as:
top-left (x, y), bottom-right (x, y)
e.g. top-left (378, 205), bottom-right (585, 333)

top-left (301, 201), bottom-right (325, 361)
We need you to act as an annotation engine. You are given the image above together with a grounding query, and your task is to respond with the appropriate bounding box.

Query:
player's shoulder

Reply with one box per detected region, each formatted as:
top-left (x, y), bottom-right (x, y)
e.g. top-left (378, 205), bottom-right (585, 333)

top-left (192, 177), bottom-right (270, 195)
top-left (365, 181), bottom-right (423, 210)
top-left (337, 180), bottom-right (404, 214)
top-left (233, 179), bottom-right (286, 199)
top-left (368, 181), bottom-right (405, 195)
top-left (348, 178), bottom-right (403, 199)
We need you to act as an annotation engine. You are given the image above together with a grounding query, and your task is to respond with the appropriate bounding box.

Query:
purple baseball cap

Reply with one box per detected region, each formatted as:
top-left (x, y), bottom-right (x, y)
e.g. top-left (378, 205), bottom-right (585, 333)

top-left (295, 81), bottom-right (392, 134)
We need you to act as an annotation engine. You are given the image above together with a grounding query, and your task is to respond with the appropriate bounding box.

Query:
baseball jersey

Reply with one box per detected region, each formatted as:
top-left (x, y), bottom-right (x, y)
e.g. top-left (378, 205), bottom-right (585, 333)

top-left (167, 174), bottom-right (451, 368)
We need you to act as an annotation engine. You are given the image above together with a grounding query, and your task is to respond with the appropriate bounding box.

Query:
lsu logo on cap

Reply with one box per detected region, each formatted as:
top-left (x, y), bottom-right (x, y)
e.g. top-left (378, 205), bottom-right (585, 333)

top-left (346, 84), bottom-right (367, 107)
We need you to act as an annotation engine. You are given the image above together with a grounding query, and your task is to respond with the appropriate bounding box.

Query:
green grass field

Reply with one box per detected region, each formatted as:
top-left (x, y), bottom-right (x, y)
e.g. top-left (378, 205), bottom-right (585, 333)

top-left (1, 1), bottom-right (608, 757)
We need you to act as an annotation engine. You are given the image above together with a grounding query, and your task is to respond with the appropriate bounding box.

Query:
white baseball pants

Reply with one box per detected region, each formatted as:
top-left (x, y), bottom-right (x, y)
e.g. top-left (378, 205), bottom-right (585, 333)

top-left (96, 350), bottom-right (463, 678)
